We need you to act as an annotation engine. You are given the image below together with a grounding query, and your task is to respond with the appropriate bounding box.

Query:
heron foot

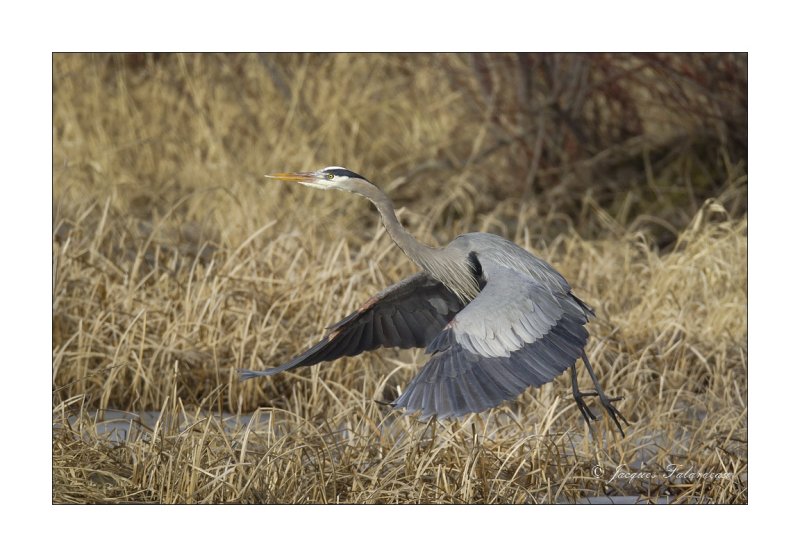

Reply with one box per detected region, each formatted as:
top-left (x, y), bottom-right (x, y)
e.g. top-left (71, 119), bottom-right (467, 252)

top-left (580, 351), bottom-right (629, 437)
top-left (596, 392), bottom-right (629, 437)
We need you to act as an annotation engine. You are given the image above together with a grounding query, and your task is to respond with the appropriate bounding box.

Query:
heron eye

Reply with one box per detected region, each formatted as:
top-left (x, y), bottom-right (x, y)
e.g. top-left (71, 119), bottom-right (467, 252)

top-left (326, 173), bottom-right (334, 180)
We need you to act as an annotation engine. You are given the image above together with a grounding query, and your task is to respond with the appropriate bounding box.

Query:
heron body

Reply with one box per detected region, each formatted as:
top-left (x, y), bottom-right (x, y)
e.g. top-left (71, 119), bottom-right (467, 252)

top-left (240, 166), bottom-right (627, 435)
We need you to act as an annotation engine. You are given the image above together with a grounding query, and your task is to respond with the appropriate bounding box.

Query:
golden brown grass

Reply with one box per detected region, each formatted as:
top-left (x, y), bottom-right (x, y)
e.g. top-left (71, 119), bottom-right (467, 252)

top-left (53, 53), bottom-right (747, 503)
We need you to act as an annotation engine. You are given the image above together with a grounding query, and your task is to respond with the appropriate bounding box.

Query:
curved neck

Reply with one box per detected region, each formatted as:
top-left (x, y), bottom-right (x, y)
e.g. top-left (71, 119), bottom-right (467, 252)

top-left (353, 180), bottom-right (480, 302)
top-left (355, 181), bottom-right (440, 270)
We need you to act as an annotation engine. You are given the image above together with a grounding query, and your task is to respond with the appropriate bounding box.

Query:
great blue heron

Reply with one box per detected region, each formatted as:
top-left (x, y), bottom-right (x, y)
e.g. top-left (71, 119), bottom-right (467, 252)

top-left (240, 166), bottom-right (628, 436)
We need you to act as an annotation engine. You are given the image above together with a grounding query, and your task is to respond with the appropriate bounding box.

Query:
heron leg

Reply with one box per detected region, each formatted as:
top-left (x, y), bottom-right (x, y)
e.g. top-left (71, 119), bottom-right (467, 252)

top-left (580, 351), bottom-right (629, 437)
top-left (571, 363), bottom-right (598, 427)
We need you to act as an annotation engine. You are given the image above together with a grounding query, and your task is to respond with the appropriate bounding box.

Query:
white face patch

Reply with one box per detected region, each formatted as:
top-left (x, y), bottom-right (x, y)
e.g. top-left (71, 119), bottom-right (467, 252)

top-left (313, 167), bottom-right (348, 188)
top-left (300, 180), bottom-right (329, 190)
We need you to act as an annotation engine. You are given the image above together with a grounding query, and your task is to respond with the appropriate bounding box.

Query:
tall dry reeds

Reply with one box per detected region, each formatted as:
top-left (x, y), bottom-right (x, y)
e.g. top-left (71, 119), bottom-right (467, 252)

top-left (53, 53), bottom-right (746, 503)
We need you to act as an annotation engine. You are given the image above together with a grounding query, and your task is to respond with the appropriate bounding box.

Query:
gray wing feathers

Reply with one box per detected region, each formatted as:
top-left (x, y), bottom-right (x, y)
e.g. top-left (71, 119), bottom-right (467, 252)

top-left (240, 272), bottom-right (463, 379)
top-left (393, 258), bottom-right (591, 418)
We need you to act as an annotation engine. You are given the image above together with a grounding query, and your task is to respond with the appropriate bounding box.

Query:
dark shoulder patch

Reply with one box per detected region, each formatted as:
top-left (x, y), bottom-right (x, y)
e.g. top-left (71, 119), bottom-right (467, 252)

top-left (467, 251), bottom-right (487, 289)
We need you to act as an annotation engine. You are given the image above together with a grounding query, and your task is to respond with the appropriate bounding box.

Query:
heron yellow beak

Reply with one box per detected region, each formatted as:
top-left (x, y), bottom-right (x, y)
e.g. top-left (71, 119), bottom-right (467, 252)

top-left (264, 172), bottom-right (316, 182)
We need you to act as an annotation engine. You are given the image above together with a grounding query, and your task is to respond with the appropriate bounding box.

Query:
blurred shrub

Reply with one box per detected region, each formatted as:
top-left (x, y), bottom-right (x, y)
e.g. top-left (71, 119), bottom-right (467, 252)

top-left (443, 53), bottom-right (746, 244)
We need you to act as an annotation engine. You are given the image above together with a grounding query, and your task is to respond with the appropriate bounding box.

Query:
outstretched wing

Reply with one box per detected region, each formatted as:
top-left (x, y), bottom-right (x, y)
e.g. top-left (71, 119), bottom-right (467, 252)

top-left (392, 257), bottom-right (592, 418)
top-left (240, 272), bottom-right (464, 379)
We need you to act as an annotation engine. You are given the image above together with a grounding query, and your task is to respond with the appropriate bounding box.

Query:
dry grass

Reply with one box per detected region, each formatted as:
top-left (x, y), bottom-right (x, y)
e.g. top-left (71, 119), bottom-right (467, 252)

top-left (53, 53), bottom-right (747, 503)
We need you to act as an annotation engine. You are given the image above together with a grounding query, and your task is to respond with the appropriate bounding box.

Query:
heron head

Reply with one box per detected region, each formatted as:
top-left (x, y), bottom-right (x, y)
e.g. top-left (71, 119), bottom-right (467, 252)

top-left (265, 166), bottom-right (373, 194)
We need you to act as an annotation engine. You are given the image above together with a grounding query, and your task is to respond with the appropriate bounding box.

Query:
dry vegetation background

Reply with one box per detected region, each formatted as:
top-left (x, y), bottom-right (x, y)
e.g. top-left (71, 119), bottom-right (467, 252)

top-left (53, 53), bottom-right (747, 503)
